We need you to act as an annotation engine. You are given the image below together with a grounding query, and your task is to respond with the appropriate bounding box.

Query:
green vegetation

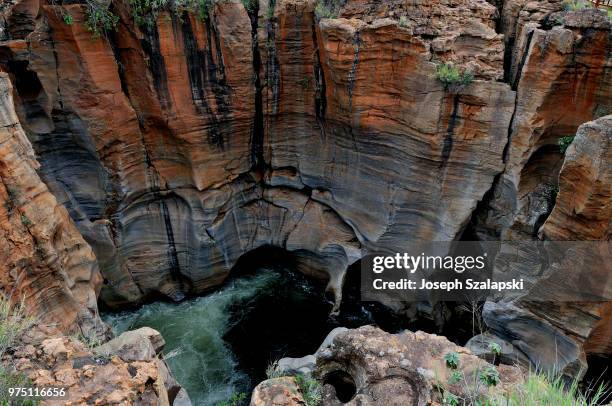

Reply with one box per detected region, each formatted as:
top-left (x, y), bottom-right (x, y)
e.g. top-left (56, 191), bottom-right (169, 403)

top-left (564, 0), bottom-right (591, 11)
top-left (500, 372), bottom-right (608, 406)
top-left (443, 392), bottom-right (460, 406)
top-left (315, 2), bottom-right (334, 19)
top-left (216, 392), bottom-right (247, 406)
top-left (315, 0), bottom-right (341, 20)
top-left (241, 0), bottom-right (256, 14)
top-left (398, 15), bottom-right (409, 28)
top-left (20, 213), bottom-right (31, 227)
top-left (63, 13), bottom-right (74, 25)
top-left (435, 62), bottom-right (474, 90)
top-left (444, 351), bottom-right (460, 369)
top-left (488, 342), bottom-right (501, 357)
top-left (558, 135), bottom-right (575, 153)
top-left (295, 374), bottom-right (322, 406)
top-left (263, 361), bottom-right (321, 405)
top-left (265, 360), bottom-right (284, 379)
top-left (478, 366), bottom-right (500, 387)
top-left (448, 370), bottom-right (462, 385)
top-left (299, 76), bottom-right (311, 90)
top-left (0, 298), bottom-right (36, 406)
top-left (85, 2), bottom-right (120, 38)
top-left (52, 0), bottom-right (222, 38)
top-left (128, 0), bottom-right (216, 27)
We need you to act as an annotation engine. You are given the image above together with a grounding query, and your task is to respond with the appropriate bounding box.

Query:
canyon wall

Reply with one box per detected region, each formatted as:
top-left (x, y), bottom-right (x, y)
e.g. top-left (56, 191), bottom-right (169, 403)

top-left (0, 0), bottom-right (516, 308)
top-left (0, 73), bottom-right (104, 337)
top-left (0, 0), bottom-right (610, 376)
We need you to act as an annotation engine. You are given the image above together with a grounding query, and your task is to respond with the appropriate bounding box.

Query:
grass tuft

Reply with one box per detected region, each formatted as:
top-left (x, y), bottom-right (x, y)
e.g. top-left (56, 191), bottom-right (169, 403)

top-left (295, 374), bottom-right (322, 406)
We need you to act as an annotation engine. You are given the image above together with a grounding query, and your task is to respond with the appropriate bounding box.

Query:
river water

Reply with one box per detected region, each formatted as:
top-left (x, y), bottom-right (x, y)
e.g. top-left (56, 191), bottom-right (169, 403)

top-left (103, 266), bottom-right (410, 405)
top-left (104, 272), bottom-right (283, 405)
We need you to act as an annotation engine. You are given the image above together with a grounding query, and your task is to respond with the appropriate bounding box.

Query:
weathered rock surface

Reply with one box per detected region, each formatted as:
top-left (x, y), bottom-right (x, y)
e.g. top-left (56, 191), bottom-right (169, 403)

top-left (476, 8), bottom-right (610, 241)
top-left (5, 323), bottom-right (190, 405)
top-left (483, 116), bottom-right (612, 377)
top-left (0, 0), bottom-right (515, 309)
top-left (542, 116), bottom-right (611, 241)
top-left (0, 0), bottom-right (610, 384)
top-left (253, 326), bottom-right (524, 405)
top-left (251, 377), bottom-right (306, 406)
top-left (0, 73), bottom-right (105, 337)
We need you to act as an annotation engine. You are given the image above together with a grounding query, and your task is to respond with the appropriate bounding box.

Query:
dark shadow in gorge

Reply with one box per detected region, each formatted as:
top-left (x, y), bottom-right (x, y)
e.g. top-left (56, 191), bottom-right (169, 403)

top-left (222, 247), bottom-right (485, 391)
top-left (222, 246), bottom-right (409, 390)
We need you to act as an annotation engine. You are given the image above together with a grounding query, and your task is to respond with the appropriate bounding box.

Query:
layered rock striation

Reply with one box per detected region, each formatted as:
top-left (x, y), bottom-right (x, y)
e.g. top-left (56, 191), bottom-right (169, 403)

top-left (0, 73), bottom-right (104, 337)
top-left (0, 0), bottom-right (516, 308)
top-left (0, 0), bottom-right (610, 379)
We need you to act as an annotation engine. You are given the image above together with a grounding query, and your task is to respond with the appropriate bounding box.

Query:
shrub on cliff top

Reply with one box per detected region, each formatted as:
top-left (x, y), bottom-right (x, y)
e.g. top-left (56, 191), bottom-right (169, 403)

top-left (84, 1), bottom-right (120, 38)
top-left (315, 0), bottom-right (342, 20)
top-left (129, 0), bottom-right (216, 26)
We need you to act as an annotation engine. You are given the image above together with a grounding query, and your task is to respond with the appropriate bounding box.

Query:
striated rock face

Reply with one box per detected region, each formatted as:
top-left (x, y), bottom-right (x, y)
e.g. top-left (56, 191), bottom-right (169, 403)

top-left (483, 116), bottom-right (612, 376)
top-left (0, 0), bottom-right (515, 308)
top-left (5, 324), bottom-right (190, 405)
top-left (542, 116), bottom-right (611, 242)
top-left (252, 326), bottom-right (524, 405)
top-left (0, 73), bottom-right (105, 337)
top-left (0, 0), bottom-right (610, 382)
top-left (476, 8), bottom-right (610, 241)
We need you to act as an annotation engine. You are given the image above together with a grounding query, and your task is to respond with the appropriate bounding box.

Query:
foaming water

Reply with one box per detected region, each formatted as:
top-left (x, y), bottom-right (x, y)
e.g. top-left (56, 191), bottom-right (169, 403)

top-left (102, 266), bottom-right (408, 405)
top-left (103, 271), bottom-right (282, 406)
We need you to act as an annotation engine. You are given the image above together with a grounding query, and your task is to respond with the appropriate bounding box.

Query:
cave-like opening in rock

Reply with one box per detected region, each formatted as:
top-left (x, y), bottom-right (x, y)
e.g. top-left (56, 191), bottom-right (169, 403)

top-left (324, 370), bottom-right (357, 402)
top-left (223, 247), bottom-right (421, 392)
top-left (222, 245), bottom-right (334, 386)
top-left (104, 247), bottom-right (504, 405)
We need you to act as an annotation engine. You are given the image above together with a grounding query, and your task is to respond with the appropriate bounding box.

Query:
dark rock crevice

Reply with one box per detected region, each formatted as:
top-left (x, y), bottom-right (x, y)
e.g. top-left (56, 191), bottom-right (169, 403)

top-left (248, 0), bottom-right (265, 173)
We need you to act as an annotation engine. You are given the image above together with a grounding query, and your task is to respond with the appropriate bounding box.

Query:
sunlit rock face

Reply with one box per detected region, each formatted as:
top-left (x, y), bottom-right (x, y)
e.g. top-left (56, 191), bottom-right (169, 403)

top-left (470, 6), bottom-right (611, 376)
top-left (476, 8), bottom-right (610, 242)
top-left (0, 0), bottom-right (610, 378)
top-left (0, 0), bottom-right (514, 307)
top-left (0, 73), bottom-right (104, 337)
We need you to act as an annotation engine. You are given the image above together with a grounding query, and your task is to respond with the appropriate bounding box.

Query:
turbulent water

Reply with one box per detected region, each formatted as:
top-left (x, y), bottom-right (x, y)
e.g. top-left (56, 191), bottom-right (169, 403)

top-left (103, 266), bottom-right (410, 406)
top-left (104, 271), bottom-right (284, 406)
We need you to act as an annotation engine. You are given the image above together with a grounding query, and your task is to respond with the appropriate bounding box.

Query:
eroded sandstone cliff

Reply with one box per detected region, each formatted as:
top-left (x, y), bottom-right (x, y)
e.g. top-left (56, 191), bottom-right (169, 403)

top-left (0, 73), bottom-right (104, 337)
top-left (0, 0), bottom-right (610, 380)
top-left (0, 0), bottom-right (517, 309)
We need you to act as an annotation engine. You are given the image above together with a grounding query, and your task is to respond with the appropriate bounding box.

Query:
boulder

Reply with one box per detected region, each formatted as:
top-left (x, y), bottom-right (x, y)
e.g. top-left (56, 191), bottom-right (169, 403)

top-left (94, 327), bottom-right (165, 362)
top-left (5, 324), bottom-right (191, 405)
top-left (253, 326), bottom-right (525, 405)
top-left (276, 327), bottom-right (349, 376)
top-left (277, 355), bottom-right (317, 377)
top-left (251, 377), bottom-right (306, 406)
top-left (466, 332), bottom-right (530, 366)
